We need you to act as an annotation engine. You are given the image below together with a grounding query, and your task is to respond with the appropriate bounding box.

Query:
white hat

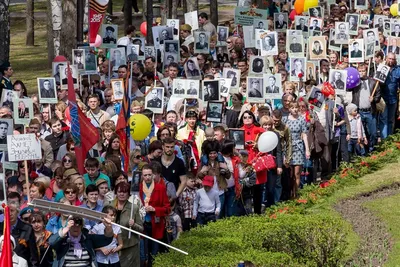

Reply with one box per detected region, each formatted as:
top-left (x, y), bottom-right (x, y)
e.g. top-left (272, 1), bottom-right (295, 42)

top-left (0, 235), bottom-right (16, 249)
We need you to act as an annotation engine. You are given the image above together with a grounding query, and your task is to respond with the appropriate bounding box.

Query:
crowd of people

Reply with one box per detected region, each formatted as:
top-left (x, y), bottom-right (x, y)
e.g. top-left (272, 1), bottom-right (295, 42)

top-left (0, 1), bottom-right (400, 266)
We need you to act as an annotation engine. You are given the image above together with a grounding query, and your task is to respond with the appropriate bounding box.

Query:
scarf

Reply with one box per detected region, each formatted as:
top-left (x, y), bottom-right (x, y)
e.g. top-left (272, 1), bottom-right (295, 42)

top-left (68, 233), bottom-right (82, 258)
top-left (142, 180), bottom-right (155, 207)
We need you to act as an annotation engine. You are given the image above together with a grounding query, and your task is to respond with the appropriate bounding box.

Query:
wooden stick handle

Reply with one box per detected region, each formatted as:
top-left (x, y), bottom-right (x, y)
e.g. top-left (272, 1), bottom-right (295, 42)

top-left (371, 80), bottom-right (379, 98)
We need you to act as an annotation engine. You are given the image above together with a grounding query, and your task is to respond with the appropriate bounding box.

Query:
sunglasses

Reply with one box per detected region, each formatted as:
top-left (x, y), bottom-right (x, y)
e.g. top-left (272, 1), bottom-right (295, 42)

top-left (63, 159), bottom-right (72, 163)
top-left (243, 116), bottom-right (252, 119)
top-left (65, 190), bottom-right (76, 195)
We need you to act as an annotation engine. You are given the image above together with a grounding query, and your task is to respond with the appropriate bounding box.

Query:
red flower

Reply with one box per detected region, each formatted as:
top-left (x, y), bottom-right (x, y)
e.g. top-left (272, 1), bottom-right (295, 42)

top-left (297, 199), bottom-right (308, 204)
top-left (154, 75), bottom-right (160, 81)
top-left (370, 155), bottom-right (377, 160)
top-left (360, 161), bottom-right (369, 167)
top-left (183, 139), bottom-right (188, 144)
top-left (30, 171), bottom-right (38, 179)
top-left (309, 106), bottom-right (314, 110)
top-left (298, 73), bottom-right (304, 78)
top-left (320, 181), bottom-right (330, 188)
top-left (269, 213), bottom-right (277, 219)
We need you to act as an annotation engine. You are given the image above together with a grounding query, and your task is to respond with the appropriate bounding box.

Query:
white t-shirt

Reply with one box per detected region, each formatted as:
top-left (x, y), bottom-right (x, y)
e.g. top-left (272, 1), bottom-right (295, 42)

top-left (91, 223), bottom-right (121, 264)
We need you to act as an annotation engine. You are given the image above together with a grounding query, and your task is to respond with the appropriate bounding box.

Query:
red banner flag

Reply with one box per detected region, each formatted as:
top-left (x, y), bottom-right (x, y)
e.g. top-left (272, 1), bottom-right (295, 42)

top-left (0, 204), bottom-right (13, 267)
top-left (89, 0), bottom-right (109, 43)
top-left (67, 63), bottom-right (99, 174)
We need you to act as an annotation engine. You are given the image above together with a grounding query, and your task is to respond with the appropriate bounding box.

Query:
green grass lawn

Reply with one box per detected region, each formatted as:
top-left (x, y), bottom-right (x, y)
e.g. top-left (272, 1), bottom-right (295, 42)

top-left (365, 193), bottom-right (400, 266)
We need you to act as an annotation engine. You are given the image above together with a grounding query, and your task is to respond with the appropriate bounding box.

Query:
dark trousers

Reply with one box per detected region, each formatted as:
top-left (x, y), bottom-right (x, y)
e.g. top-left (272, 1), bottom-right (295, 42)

top-left (253, 183), bottom-right (264, 214)
top-left (264, 170), bottom-right (277, 208)
top-left (182, 218), bottom-right (197, 231)
top-left (143, 222), bottom-right (161, 267)
top-left (197, 212), bottom-right (216, 226)
top-left (98, 262), bottom-right (121, 267)
top-left (280, 167), bottom-right (292, 201)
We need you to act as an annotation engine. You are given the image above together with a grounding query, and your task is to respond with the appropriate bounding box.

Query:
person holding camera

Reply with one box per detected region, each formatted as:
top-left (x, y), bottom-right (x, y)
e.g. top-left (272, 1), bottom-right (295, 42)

top-left (49, 215), bottom-right (114, 267)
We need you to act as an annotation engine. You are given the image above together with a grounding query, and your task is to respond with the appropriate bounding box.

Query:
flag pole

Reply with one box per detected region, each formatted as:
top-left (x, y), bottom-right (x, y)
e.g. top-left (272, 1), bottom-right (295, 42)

top-left (24, 125), bottom-right (30, 204)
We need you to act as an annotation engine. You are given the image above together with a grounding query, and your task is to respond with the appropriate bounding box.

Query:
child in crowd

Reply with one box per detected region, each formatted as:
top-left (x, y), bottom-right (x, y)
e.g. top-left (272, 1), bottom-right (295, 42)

top-left (91, 206), bottom-right (123, 267)
top-left (193, 175), bottom-right (221, 226)
top-left (178, 173), bottom-right (198, 231)
top-left (237, 150), bottom-right (254, 215)
top-left (166, 199), bottom-right (183, 243)
top-left (201, 127), bottom-right (225, 166)
top-left (346, 103), bottom-right (367, 157)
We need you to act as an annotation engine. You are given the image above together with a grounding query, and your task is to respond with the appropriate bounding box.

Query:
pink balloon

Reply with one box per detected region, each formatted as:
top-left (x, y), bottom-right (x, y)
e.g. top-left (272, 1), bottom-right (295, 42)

top-left (90, 34), bottom-right (103, 48)
top-left (289, 9), bottom-right (297, 21)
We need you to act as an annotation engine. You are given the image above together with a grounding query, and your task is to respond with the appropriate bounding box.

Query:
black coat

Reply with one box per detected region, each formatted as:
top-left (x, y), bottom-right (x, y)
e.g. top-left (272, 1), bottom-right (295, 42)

top-left (352, 78), bottom-right (381, 114)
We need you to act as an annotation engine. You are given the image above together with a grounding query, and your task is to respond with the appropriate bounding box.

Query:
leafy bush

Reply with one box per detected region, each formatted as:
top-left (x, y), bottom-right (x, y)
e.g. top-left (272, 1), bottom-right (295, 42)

top-left (244, 213), bottom-right (348, 267)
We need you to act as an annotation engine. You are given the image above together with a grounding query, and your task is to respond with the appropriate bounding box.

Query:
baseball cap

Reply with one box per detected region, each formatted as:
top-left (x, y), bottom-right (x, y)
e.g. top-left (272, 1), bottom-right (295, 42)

top-left (202, 176), bottom-right (214, 187)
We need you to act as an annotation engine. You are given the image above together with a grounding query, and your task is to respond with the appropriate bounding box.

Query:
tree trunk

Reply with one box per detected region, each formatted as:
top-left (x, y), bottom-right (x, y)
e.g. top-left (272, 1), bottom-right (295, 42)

top-left (146, 0), bottom-right (153, 45)
top-left (124, 0), bottom-right (132, 30)
top-left (186, 0), bottom-right (198, 13)
top-left (210, 0), bottom-right (218, 28)
top-left (50, 0), bottom-right (62, 58)
top-left (107, 0), bottom-right (113, 15)
top-left (26, 0), bottom-right (34, 46)
top-left (171, 0), bottom-right (177, 19)
top-left (0, 0), bottom-right (10, 64)
top-left (60, 0), bottom-right (77, 60)
top-left (46, 0), bottom-right (55, 66)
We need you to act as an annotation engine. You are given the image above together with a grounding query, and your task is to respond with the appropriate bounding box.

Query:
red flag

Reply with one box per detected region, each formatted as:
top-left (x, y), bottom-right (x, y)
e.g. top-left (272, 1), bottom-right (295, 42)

top-left (67, 63), bottom-right (99, 174)
top-left (116, 66), bottom-right (131, 173)
top-left (88, 0), bottom-right (109, 43)
top-left (0, 204), bottom-right (13, 267)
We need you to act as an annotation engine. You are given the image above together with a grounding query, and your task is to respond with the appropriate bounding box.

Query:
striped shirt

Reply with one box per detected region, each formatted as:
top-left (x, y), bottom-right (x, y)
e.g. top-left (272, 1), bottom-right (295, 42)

top-left (64, 247), bottom-right (91, 267)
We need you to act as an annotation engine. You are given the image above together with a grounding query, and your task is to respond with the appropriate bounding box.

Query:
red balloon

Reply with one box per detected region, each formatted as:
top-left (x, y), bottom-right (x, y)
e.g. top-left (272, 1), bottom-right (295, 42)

top-left (54, 55), bottom-right (67, 62)
top-left (140, 22), bottom-right (147, 36)
top-left (289, 10), bottom-right (297, 21)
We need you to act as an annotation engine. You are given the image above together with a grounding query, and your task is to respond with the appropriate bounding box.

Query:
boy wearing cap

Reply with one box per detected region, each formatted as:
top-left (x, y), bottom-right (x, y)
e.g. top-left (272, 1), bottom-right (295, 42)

top-left (192, 175), bottom-right (220, 226)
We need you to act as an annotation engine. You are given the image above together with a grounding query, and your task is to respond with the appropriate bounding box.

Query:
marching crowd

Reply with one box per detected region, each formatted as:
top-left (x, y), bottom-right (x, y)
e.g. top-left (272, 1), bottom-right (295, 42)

top-left (1, 1), bottom-right (400, 267)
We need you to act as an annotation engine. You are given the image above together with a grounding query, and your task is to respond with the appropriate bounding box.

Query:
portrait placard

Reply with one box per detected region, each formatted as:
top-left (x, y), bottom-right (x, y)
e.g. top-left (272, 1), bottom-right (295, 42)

top-left (217, 26), bottom-right (229, 45)
top-left (127, 44), bottom-right (140, 62)
top-left (184, 11), bottom-right (199, 30)
top-left (309, 7), bottom-right (323, 18)
top-left (84, 48), bottom-right (97, 72)
top-left (287, 34), bottom-right (304, 57)
top-left (349, 39), bottom-right (364, 63)
top-left (166, 19), bottom-right (180, 39)
top-left (203, 80), bottom-right (220, 102)
top-left (101, 24), bottom-right (118, 48)
top-left (346, 14), bottom-right (360, 36)
top-left (223, 68), bottom-right (241, 90)
top-left (229, 129), bottom-right (245, 149)
top-left (334, 22), bottom-right (350, 44)
top-left (194, 31), bottom-right (210, 54)
top-left (306, 62), bottom-right (317, 81)
top-left (274, 13), bottom-right (288, 32)
top-left (247, 77), bottom-right (264, 103)
top-left (72, 49), bottom-right (86, 71)
top-left (37, 77), bottom-right (57, 104)
top-left (7, 134), bottom-right (42, 161)
top-left (216, 78), bottom-right (232, 97)
top-left (374, 64), bottom-right (390, 83)
top-left (329, 29), bottom-right (341, 52)
top-left (111, 79), bottom-right (124, 100)
top-left (0, 119), bottom-right (13, 151)
top-left (0, 89), bottom-right (16, 110)
top-left (249, 56), bottom-right (267, 75)
top-left (289, 57), bottom-right (306, 81)
top-left (52, 61), bottom-right (67, 85)
top-left (243, 26), bottom-right (255, 48)
top-left (260, 31), bottom-right (278, 56)
top-left (307, 86), bottom-right (325, 112)
top-left (254, 19), bottom-right (268, 30)
top-left (184, 57), bottom-right (202, 79)
top-left (264, 73), bottom-right (282, 98)
top-left (185, 80), bottom-right (200, 98)
top-left (145, 87), bottom-right (164, 114)
top-left (234, 7), bottom-right (268, 26)
top-left (309, 36), bottom-right (327, 60)
top-left (355, 0), bottom-right (368, 10)
top-left (206, 102), bottom-right (223, 123)
top-left (110, 47), bottom-right (127, 71)
top-left (172, 79), bottom-right (186, 98)
top-left (60, 64), bottom-right (79, 90)
top-left (13, 98), bottom-right (34, 125)
top-left (329, 69), bottom-right (347, 95)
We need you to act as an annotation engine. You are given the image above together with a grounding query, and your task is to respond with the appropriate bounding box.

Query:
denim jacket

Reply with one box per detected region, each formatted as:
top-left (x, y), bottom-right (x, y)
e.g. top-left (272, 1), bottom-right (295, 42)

top-left (383, 66), bottom-right (400, 105)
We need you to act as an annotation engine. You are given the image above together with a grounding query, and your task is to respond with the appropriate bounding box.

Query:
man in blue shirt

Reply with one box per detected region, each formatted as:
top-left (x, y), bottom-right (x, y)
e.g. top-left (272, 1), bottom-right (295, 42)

top-left (379, 53), bottom-right (400, 139)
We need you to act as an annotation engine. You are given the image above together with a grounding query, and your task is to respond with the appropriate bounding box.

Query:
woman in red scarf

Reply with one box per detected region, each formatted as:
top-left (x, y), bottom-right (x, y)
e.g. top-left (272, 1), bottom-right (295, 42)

top-left (139, 164), bottom-right (170, 264)
top-left (239, 110), bottom-right (266, 214)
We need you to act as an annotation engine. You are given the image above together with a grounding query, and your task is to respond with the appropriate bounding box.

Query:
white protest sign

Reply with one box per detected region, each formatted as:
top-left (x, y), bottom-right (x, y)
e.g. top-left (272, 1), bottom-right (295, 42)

top-left (7, 134), bottom-right (42, 161)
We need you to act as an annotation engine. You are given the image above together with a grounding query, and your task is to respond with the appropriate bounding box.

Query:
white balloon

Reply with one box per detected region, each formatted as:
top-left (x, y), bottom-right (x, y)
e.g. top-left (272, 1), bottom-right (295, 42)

top-left (257, 131), bottom-right (279, 153)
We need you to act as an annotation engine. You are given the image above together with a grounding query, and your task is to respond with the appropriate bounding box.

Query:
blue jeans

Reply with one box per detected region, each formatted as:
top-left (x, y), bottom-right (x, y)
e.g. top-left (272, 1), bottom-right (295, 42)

top-left (348, 138), bottom-right (366, 156)
top-left (379, 102), bottom-right (397, 139)
top-left (217, 193), bottom-right (225, 219)
top-left (359, 111), bottom-right (377, 150)
top-left (197, 212), bottom-right (216, 225)
top-left (274, 174), bottom-right (282, 203)
top-left (222, 187), bottom-right (235, 217)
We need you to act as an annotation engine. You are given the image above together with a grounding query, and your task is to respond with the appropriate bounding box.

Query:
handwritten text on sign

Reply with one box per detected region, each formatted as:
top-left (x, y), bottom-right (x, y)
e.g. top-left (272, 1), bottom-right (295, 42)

top-left (7, 134), bottom-right (42, 161)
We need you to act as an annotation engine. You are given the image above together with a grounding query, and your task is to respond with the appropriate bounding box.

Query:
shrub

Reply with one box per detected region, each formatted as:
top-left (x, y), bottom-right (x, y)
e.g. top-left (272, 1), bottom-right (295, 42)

top-left (244, 213), bottom-right (348, 267)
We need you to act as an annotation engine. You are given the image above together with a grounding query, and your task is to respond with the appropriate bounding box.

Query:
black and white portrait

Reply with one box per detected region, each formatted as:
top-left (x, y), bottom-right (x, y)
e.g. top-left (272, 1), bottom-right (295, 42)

top-left (355, 0), bottom-right (367, 10)
top-left (184, 11), bottom-right (199, 31)
top-left (166, 19), bottom-right (179, 37)
top-left (111, 79), bottom-right (124, 100)
top-left (145, 87), bottom-right (164, 114)
top-left (391, 23), bottom-right (400, 37)
top-left (309, 36), bottom-right (327, 60)
top-left (144, 46), bottom-right (155, 58)
top-left (163, 53), bottom-right (177, 67)
top-left (52, 61), bottom-right (67, 85)
top-left (101, 24), bottom-right (118, 47)
top-left (306, 62), bottom-right (316, 81)
top-left (185, 57), bottom-right (202, 79)
top-left (365, 30), bottom-right (376, 58)
top-left (229, 129), bottom-right (245, 149)
top-left (346, 14), bottom-right (359, 35)
top-left (223, 68), bottom-right (241, 90)
top-left (287, 35), bottom-right (304, 56)
top-left (152, 26), bottom-right (172, 49)
top-left (329, 69), bottom-right (347, 93)
top-left (334, 22), bottom-right (350, 44)
top-left (164, 40), bottom-right (179, 56)
top-left (254, 19), bottom-right (268, 30)
top-left (206, 102), bottom-right (223, 123)
top-left (37, 78), bottom-right (57, 104)
top-left (363, 28), bottom-right (379, 50)
top-left (84, 48), bottom-right (97, 72)
top-left (250, 56), bottom-right (265, 74)
top-left (110, 47), bottom-right (126, 71)
top-left (374, 63), bottom-right (390, 83)
top-left (274, 13), bottom-right (288, 32)
top-left (349, 39), bottom-right (364, 63)
top-left (0, 90), bottom-right (14, 111)
top-left (13, 98), bottom-right (33, 125)
top-left (359, 14), bottom-right (369, 28)
top-left (127, 44), bottom-right (140, 62)
top-left (309, 18), bottom-right (322, 32)
top-left (186, 79), bottom-right (200, 98)
top-left (217, 46), bottom-right (230, 63)
top-left (309, 7), bottom-right (322, 18)
top-left (132, 38), bottom-right (145, 59)
top-left (72, 49), bottom-right (85, 70)
top-left (237, 0), bottom-right (251, 7)
top-left (374, 15), bottom-right (385, 32)
top-left (203, 80), bottom-right (220, 102)
top-left (329, 29), bottom-right (341, 51)
top-left (295, 16), bottom-right (309, 33)
top-left (307, 86), bottom-right (325, 111)
top-left (194, 31), bottom-right (210, 54)
top-left (264, 74), bottom-right (282, 97)
top-left (243, 25), bottom-right (255, 48)
top-left (289, 57), bottom-right (306, 81)
top-left (172, 79), bottom-right (186, 97)
top-left (60, 64), bottom-right (79, 90)
top-left (217, 26), bottom-right (229, 45)
top-left (247, 77), bottom-right (264, 102)
top-left (0, 119), bottom-right (13, 150)
top-left (260, 32), bottom-right (278, 56)
top-left (217, 78), bottom-right (232, 97)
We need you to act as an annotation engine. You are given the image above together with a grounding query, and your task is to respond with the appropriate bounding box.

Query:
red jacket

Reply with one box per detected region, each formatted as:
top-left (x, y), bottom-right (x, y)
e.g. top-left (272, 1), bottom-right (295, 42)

top-left (139, 182), bottom-right (171, 239)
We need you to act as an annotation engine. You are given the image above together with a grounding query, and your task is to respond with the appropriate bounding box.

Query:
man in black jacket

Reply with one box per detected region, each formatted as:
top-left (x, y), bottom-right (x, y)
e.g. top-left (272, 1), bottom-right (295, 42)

top-left (0, 204), bottom-right (39, 267)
